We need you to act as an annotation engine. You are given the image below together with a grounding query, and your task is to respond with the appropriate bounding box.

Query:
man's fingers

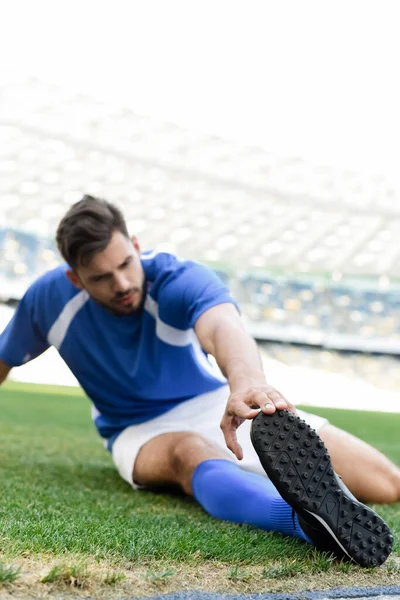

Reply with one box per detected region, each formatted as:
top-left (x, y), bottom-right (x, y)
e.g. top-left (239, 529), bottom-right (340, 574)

top-left (255, 390), bottom-right (297, 414)
top-left (220, 414), bottom-right (245, 460)
top-left (229, 389), bottom-right (297, 417)
top-left (223, 427), bottom-right (243, 460)
top-left (220, 385), bottom-right (298, 459)
top-left (227, 403), bottom-right (260, 420)
top-left (267, 390), bottom-right (286, 406)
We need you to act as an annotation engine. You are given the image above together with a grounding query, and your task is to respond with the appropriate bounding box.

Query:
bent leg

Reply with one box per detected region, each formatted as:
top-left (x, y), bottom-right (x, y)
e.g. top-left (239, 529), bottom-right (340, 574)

top-left (319, 423), bottom-right (400, 504)
top-left (133, 431), bottom-right (229, 493)
top-left (130, 431), bottom-right (309, 542)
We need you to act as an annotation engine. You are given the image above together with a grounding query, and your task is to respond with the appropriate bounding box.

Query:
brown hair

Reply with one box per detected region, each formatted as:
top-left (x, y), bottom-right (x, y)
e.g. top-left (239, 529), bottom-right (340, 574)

top-left (56, 195), bottom-right (130, 269)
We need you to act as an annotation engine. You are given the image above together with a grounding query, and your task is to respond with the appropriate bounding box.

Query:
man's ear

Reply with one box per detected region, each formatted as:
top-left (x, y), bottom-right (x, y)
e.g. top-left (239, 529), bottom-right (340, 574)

top-left (66, 270), bottom-right (84, 290)
top-left (131, 235), bottom-right (141, 254)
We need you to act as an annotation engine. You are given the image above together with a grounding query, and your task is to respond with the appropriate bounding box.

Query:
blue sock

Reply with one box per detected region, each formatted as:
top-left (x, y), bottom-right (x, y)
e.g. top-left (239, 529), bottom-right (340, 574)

top-left (191, 459), bottom-right (311, 543)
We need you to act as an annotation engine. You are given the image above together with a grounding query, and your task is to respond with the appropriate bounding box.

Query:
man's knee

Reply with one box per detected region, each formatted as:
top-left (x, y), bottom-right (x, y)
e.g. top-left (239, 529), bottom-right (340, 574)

top-left (375, 467), bottom-right (400, 504)
top-left (170, 433), bottom-right (223, 495)
top-left (319, 423), bottom-right (400, 504)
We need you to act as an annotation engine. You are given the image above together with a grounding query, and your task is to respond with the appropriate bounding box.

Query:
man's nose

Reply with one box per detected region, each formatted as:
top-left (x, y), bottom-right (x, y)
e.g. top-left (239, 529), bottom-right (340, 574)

top-left (113, 273), bottom-right (130, 294)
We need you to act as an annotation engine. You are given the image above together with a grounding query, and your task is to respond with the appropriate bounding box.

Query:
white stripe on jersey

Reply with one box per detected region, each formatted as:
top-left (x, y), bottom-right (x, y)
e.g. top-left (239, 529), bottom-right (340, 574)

top-left (191, 333), bottom-right (226, 382)
top-left (47, 290), bottom-right (89, 350)
top-left (141, 249), bottom-right (186, 263)
top-left (144, 295), bottom-right (226, 382)
top-left (140, 250), bottom-right (160, 261)
top-left (144, 295), bottom-right (192, 346)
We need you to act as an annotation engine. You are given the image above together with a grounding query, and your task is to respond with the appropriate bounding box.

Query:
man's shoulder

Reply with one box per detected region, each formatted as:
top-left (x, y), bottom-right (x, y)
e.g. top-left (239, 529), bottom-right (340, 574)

top-left (35, 264), bottom-right (69, 283)
top-left (11, 266), bottom-right (83, 340)
top-left (141, 250), bottom-right (189, 279)
top-left (141, 249), bottom-right (183, 266)
top-left (27, 265), bottom-right (79, 304)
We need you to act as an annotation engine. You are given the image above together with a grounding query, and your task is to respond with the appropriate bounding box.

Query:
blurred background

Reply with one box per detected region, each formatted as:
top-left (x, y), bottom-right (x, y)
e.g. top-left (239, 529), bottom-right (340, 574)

top-left (1, 0), bottom-right (399, 411)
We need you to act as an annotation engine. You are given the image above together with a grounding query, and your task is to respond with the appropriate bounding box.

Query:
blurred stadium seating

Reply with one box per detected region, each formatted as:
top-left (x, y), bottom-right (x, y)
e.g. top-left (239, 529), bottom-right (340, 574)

top-left (1, 78), bottom-right (400, 356)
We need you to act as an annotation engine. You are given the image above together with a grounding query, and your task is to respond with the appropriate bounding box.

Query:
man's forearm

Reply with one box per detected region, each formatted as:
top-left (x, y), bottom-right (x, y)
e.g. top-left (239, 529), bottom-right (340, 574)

top-left (211, 320), bottom-right (267, 392)
top-left (195, 304), bottom-right (296, 458)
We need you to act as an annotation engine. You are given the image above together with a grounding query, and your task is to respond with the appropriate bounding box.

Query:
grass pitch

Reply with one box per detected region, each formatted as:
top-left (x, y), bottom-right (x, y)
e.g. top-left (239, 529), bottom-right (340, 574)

top-left (0, 380), bottom-right (399, 597)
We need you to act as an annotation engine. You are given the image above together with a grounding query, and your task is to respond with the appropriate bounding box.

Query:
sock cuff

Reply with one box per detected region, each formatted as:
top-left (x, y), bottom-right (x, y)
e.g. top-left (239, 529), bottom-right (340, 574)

top-left (192, 459), bottom-right (237, 499)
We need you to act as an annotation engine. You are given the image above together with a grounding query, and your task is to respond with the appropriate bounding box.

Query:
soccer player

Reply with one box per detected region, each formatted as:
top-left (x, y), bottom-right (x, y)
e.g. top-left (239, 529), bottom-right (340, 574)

top-left (0, 196), bottom-right (398, 567)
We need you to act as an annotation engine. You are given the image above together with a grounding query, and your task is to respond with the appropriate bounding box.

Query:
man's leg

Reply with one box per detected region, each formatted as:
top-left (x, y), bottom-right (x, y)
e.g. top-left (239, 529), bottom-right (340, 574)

top-left (239, 406), bottom-right (400, 506)
top-left (132, 430), bottom-right (309, 541)
top-left (318, 423), bottom-right (400, 504)
top-left (133, 430), bottom-right (227, 493)
top-left (132, 411), bottom-right (400, 504)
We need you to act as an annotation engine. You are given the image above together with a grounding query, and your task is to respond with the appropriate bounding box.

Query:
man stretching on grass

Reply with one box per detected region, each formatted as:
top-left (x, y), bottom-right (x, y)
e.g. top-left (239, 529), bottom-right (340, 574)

top-left (0, 196), bottom-right (398, 568)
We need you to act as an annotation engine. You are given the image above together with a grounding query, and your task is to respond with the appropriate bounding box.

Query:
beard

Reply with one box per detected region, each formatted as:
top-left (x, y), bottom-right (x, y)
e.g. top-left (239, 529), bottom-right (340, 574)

top-left (92, 281), bottom-right (146, 316)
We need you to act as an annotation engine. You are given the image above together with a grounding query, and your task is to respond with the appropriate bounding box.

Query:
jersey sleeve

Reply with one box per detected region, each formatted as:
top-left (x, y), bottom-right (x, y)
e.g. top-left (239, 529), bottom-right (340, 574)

top-left (158, 259), bottom-right (240, 329)
top-left (0, 282), bottom-right (50, 367)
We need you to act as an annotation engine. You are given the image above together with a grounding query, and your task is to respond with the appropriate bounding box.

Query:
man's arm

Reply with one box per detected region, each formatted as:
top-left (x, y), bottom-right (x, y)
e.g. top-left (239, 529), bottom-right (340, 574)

top-left (0, 359), bottom-right (12, 385)
top-left (195, 303), bottom-right (296, 460)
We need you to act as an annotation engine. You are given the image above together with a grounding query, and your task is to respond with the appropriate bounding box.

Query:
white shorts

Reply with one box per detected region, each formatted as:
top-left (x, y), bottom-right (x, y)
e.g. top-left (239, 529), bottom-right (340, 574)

top-left (111, 385), bottom-right (329, 488)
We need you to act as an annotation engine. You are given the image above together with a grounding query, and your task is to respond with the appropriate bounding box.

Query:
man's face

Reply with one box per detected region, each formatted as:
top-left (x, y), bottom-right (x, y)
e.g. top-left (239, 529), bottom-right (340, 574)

top-left (67, 231), bottom-right (146, 316)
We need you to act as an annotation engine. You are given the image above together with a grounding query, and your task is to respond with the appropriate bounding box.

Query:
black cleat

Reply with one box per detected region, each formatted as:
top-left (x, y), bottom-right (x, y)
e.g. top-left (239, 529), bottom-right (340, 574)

top-left (250, 409), bottom-right (394, 568)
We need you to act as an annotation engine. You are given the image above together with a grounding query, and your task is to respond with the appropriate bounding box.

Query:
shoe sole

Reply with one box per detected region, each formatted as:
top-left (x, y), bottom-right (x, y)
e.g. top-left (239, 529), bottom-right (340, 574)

top-left (250, 409), bottom-right (393, 567)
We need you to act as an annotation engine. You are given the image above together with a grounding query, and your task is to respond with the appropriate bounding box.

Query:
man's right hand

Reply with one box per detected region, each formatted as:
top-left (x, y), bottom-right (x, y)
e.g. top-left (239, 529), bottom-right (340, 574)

top-left (220, 383), bottom-right (297, 461)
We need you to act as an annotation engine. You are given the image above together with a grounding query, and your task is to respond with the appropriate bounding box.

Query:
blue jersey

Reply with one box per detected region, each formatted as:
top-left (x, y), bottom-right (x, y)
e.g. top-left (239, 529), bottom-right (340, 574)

top-left (0, 251), bottom-right (238, 448)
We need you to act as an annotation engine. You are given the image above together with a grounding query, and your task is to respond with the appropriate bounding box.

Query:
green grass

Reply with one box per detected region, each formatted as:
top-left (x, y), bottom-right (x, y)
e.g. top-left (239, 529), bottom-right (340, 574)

top-left (0, 381), bottom-right (399, 571)
top-left (0, 562), bottom-right (21, 583)
top-left (40, 563), bottom-right (88, 586)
